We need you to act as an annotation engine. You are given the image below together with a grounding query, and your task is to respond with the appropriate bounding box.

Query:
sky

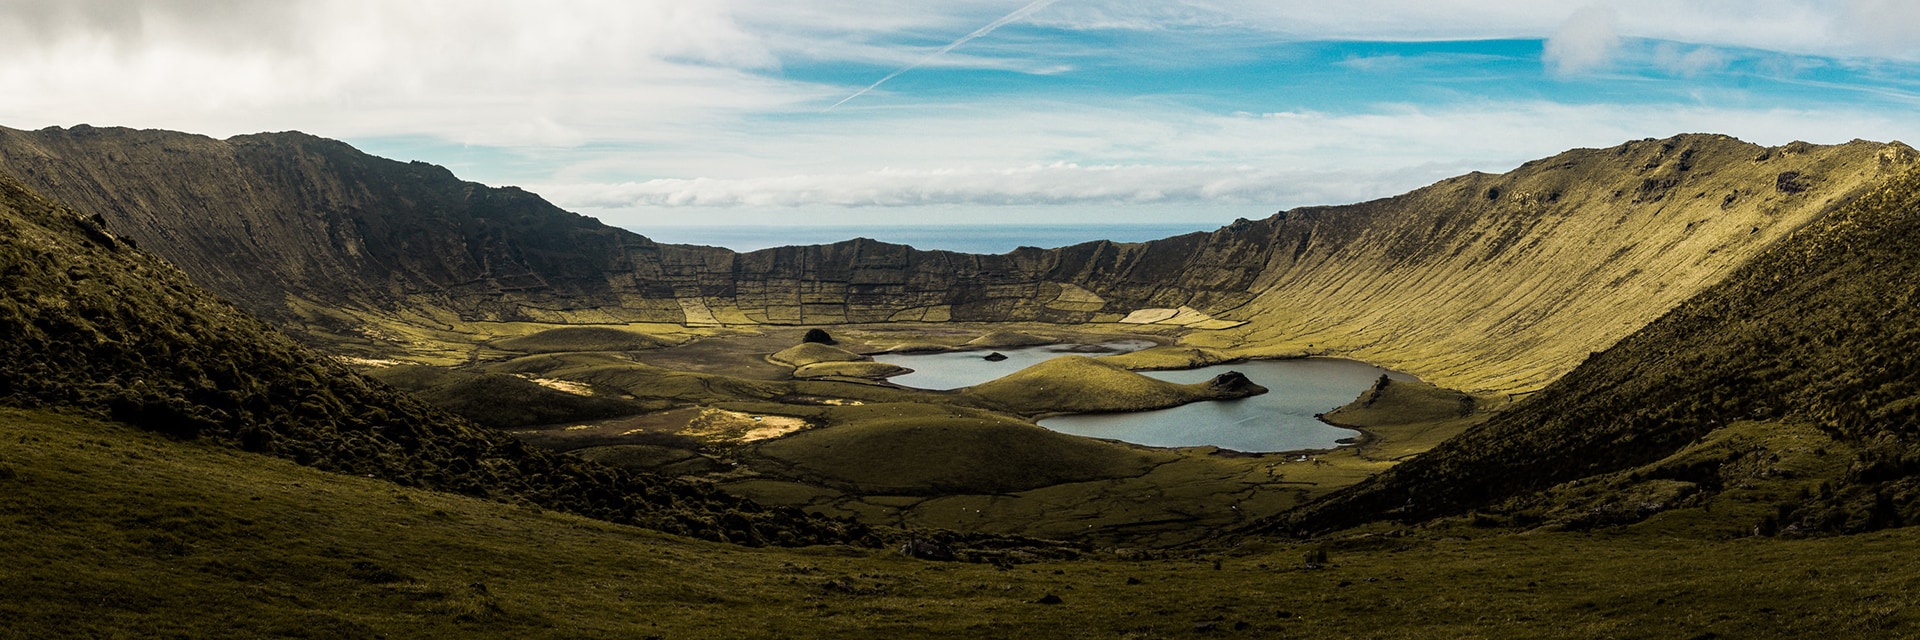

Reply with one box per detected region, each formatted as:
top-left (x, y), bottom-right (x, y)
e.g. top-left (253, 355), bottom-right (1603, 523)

top-left (1, 1), bottom-right (1918, 231)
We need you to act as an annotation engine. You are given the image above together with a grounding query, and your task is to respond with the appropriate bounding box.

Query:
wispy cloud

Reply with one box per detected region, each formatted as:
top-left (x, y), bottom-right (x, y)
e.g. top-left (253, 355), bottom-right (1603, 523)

top-left (827, 0), bottom-right (1062, 110)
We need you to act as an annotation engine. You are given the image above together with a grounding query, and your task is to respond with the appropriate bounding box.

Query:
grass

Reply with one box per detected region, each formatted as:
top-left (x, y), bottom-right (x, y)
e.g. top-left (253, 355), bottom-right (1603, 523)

top-left (793, 361), bottom-right (911, 379)
top-left (1321, 377), bottom-right (1490, 461)
top-left (8, 406), bottom-right (1920, 638)
top-left (365, 365), bottom-right (658, 428)
top-left (490, 325), bottom-right (677, 353)
top-left (743, 405), bottom-right (1174, 495)
top-left (769, 342), bottom-right (869, 367)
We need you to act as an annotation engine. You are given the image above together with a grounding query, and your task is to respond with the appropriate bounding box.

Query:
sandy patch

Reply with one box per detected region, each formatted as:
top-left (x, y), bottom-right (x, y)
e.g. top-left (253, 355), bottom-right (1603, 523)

top-left (336, 356), bottom-right (407, 368)
top-left (681, 408), bottom-right (810, 443)
top-left (525, 376), bottom-right (595, 396)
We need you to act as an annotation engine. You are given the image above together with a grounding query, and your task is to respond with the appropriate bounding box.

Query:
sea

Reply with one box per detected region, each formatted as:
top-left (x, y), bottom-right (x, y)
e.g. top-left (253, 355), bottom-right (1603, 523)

top-left (626, 223), bottom-right (1222, 254)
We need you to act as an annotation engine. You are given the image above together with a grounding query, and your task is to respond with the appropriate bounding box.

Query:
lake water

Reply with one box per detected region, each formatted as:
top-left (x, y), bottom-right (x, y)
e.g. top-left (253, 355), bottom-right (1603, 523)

top-left (628, 223), bottom-right (1220, 254)
top-left (879, 347), bottom-right (1416, 452)
top-left (872, 341), bottom-right (1158, 390)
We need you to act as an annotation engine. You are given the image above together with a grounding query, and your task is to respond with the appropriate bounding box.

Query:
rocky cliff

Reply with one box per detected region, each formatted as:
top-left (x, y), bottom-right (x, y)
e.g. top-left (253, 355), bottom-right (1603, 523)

top-left (2, 125), bottom-right (1910, 391)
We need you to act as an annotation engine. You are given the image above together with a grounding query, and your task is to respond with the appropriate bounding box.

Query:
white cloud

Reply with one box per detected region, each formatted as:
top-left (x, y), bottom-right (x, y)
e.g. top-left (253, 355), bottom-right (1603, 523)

top-left (1651, 42), bottom-right (1728, 77)
top-left (1843, 0), bottom-right (1920, 58)
top-left (1544, 4), bottom-right (1619, 76)
top-left (0, 0), bottom-right (803, 144)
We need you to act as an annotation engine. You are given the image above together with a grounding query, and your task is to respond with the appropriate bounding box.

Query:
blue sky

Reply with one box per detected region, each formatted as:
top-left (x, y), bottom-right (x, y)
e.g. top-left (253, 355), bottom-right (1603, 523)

top-left (2, 1), bottom-right (1918, 229)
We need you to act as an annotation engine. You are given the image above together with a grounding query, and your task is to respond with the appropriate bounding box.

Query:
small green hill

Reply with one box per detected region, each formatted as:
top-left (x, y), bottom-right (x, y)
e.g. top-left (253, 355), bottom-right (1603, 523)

top-left (792, 361), bottom-right (910, 379)
top-left (748, 409), bottom-right (1173, 495)
top-left (965, 356), bottom-right (1263, 416)
top-left (492, 326), bottom-right (673, 353)
top-left (1322, 375), bottom-right (1476, 427)
top-left (769, 342), bottom-right (867, 367)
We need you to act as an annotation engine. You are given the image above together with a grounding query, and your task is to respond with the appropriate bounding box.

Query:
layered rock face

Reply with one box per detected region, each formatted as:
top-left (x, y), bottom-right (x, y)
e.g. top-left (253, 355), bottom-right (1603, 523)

top-left (1, 125), bottom-right (1911, 391)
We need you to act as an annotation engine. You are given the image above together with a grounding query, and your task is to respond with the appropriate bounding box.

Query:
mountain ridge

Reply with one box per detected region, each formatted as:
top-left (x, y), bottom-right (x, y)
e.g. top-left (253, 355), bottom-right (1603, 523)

top-left (0, 126), bottom-right (1909, 395)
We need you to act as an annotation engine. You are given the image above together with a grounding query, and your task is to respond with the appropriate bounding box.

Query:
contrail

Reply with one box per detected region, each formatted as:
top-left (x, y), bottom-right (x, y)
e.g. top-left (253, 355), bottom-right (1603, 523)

top-left (826, 0), bottom-right (1062, 111)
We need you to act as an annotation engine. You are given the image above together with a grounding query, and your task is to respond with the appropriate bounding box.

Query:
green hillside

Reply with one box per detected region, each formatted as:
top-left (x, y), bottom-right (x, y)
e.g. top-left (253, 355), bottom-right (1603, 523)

top-left (8, 406), bottom-right (1920, 638)
top-left (0, 172), bottom-right (865, 547)
top-left (1279, 162), bottom-right (1920, 535)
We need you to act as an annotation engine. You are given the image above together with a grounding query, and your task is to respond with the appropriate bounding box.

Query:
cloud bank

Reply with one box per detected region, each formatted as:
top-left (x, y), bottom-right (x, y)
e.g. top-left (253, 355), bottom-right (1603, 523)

top-left (2, 1), bottom-right (1916, 228)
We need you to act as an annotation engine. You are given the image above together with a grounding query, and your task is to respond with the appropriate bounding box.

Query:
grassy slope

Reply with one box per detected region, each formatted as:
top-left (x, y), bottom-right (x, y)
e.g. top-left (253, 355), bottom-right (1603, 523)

top-left (0, 172), bottom-right (864, 547)
top-left (1279, 162), bottom-right (1920, 534)
top-left (1198, 136), bottom-right (1917, 392)
top-left (365, 365), bottom-right (657, 429)
top-left (7, 407), bottom-right (1920, 639)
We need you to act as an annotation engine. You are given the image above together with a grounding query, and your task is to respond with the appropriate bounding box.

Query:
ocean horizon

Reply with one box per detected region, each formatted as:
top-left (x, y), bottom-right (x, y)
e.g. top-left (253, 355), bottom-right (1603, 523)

top-left (623, 222), bottom-right (1225, 254)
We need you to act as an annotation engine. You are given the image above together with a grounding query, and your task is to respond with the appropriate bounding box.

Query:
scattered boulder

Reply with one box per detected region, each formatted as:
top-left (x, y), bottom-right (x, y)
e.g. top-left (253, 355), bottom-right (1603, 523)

top-left (982, 352), bottom-right (1009, 362)
top-left (801, 328), bottom-right (837, 345)
top-left (900, 538), bottom-right (956, 561)
top-left (1776, 170), bottom-right (1810, 194)
top-left (1035, 594), bottom-right (1064, 605)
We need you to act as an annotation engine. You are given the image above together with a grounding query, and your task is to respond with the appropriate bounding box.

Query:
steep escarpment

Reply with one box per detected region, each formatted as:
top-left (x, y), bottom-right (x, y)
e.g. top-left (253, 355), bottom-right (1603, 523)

top-left (0, 171), bottom-right (867, 546)
top-left (2, 126), bottom-right (1910, 392)
top-left (1276, 162), bottom-right (1920, 535)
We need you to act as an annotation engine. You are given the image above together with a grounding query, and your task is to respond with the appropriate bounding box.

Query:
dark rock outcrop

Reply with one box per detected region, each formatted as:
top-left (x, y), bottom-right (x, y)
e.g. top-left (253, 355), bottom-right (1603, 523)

top-left (1205, 371), bottom-right (1267, 398)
